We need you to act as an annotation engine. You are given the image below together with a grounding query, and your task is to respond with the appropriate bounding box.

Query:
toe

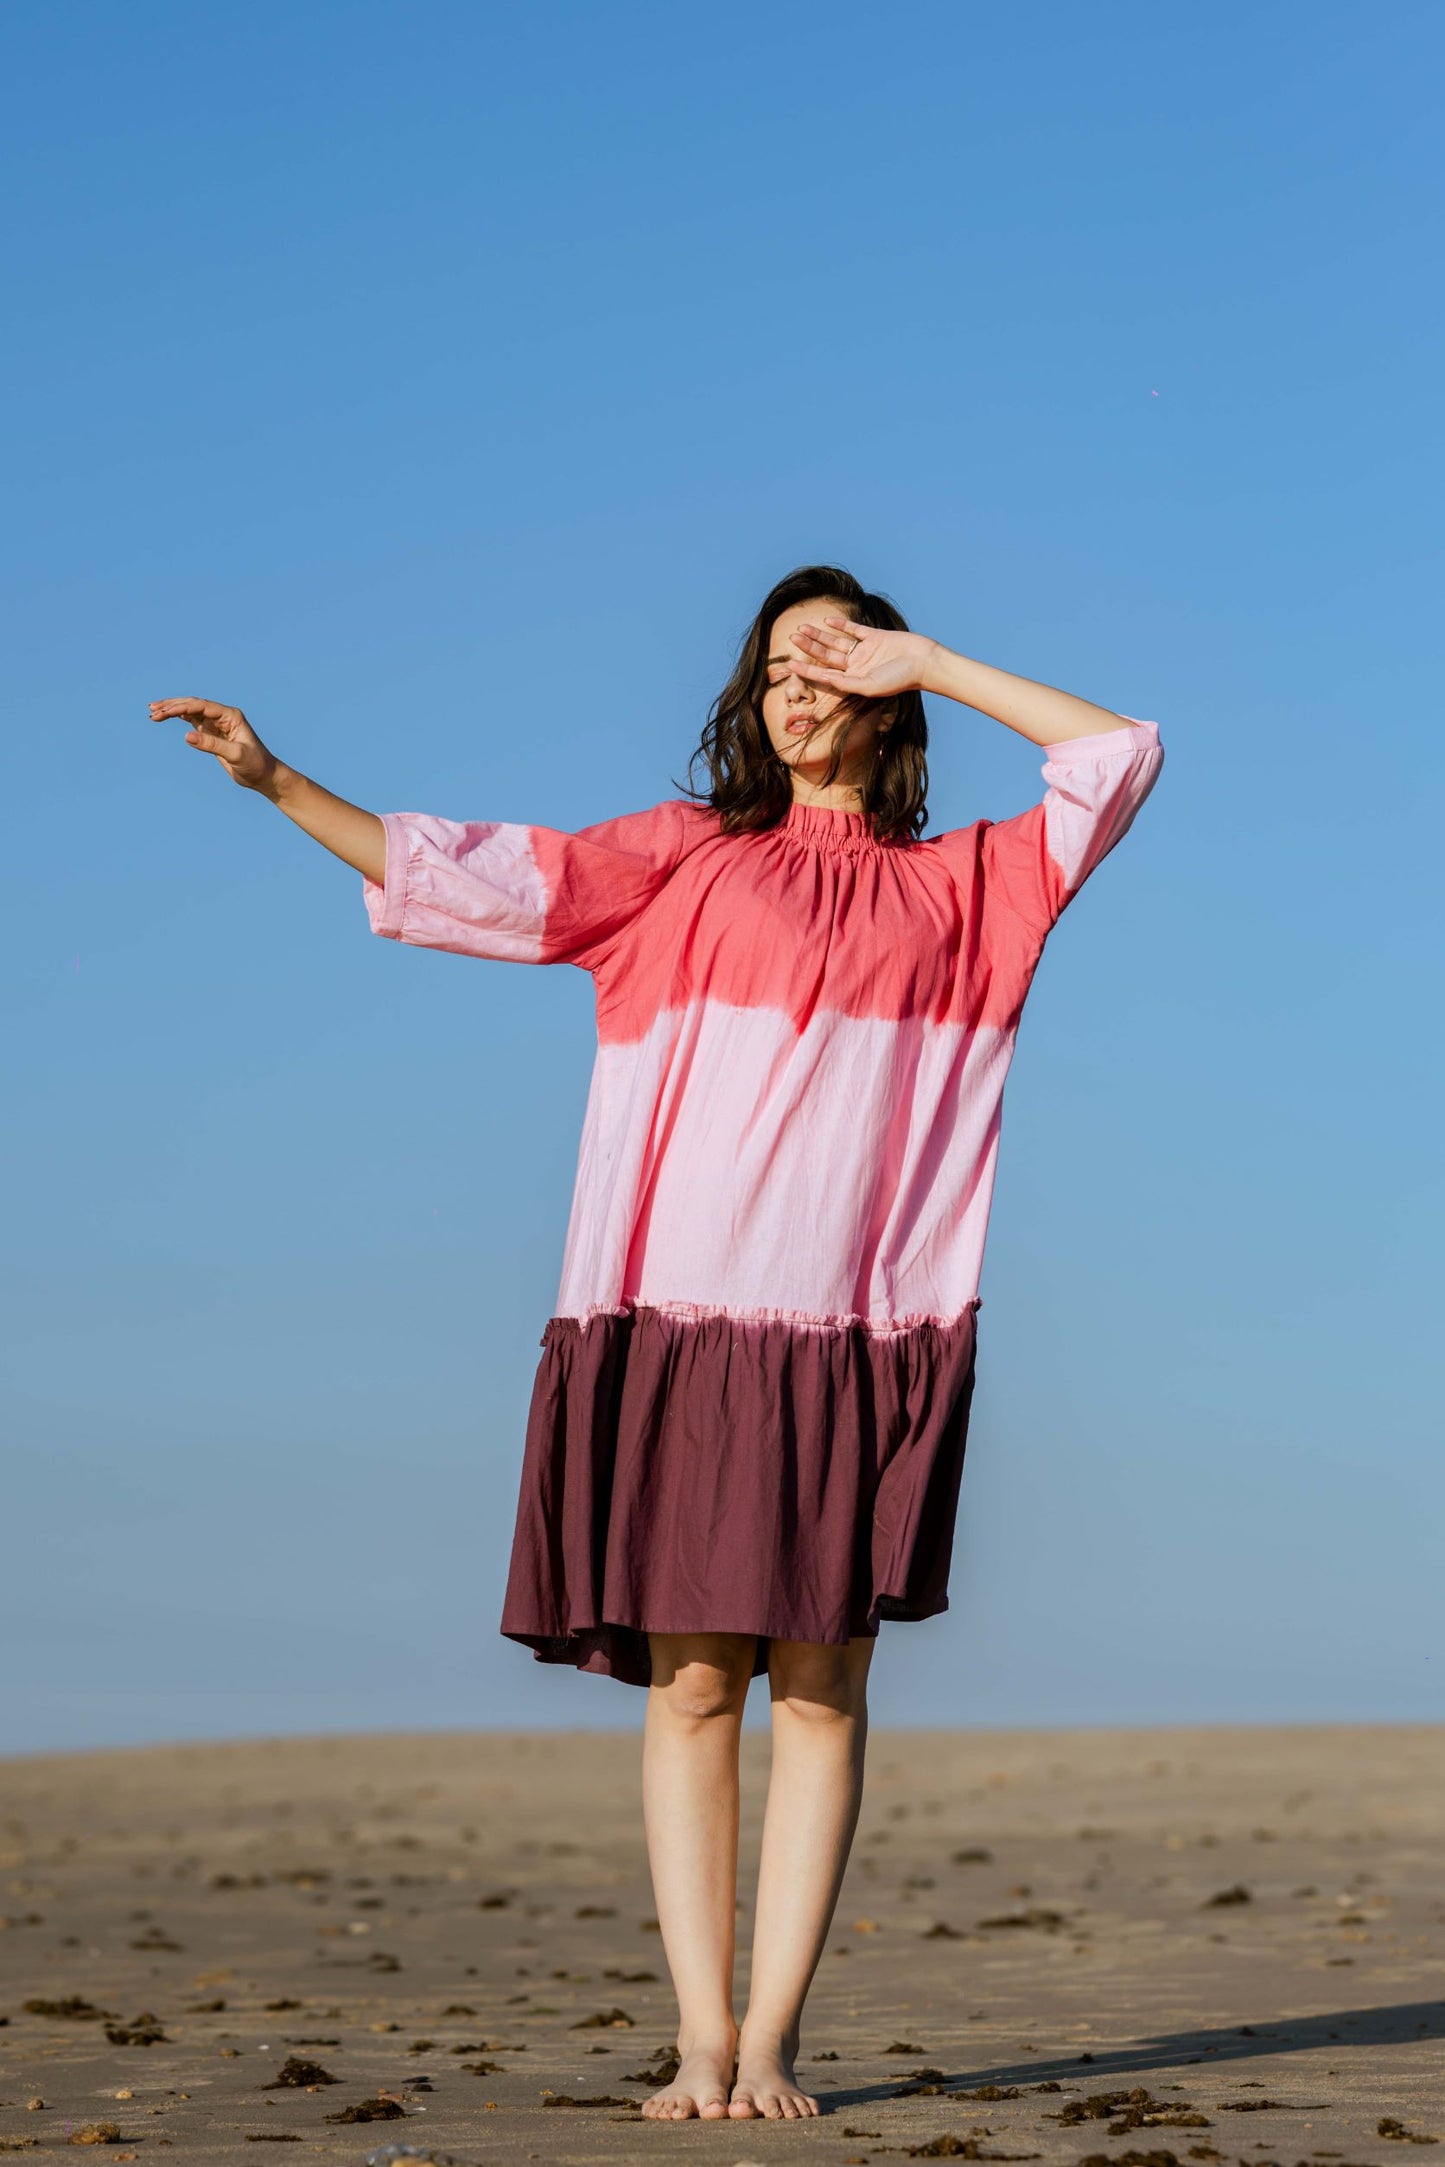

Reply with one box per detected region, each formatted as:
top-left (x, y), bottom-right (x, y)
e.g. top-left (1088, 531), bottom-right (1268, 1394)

top-left (648, 2093), bottom-right (679, 2119)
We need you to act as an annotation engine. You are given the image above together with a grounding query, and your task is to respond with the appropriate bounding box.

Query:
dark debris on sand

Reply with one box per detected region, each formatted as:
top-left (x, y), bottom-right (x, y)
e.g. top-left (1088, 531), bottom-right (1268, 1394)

top-left (324, 2094), bottom-right (407, 2123)
top-left (21, 1996), bottom-right (115, 2021)
top-left (624, 2045), bottom-right (681, 2083)
top-left (975, 1906), bottom-right (1068, 1931)
top-left (906, 2139), bottom-right (1043, 2159)
top-left (540, 2088), bottom-right (640, 2108)
top-left (1216, 2097), bottom-right (1333, 2113)
top-left (104, 2011), bottom-right (169, 2045)
top-left (1047, 2088), bottom-right (1214, 2134)
top-left (263, 2054), bottom-right (338, 2088)
top-left (1075, 2152), bottom-right (1187, 2167)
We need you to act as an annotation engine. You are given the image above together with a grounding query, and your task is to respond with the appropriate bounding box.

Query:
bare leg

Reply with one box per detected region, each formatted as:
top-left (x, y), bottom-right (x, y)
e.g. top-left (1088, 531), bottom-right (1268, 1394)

top-left (638, 1630), bottom-right (757, 2121)
top-left (729, 1633), bottom-right (874, 2119)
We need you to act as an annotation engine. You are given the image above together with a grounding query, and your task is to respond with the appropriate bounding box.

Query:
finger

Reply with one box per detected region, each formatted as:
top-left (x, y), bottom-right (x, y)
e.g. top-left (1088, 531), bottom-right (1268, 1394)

top-left (794, 625), bottom-right (856, 664)
top-left (823, 614), bottom-right (866, 641)
top-left (186, 728), bottom-right (241, 761)
top-left (150, 697), bottom-right (234, 723)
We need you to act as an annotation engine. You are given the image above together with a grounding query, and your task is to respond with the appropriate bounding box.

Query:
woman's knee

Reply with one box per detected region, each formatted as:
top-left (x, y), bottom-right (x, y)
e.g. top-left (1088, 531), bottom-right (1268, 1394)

top-left (648, 1631), bottom-right (756, 1721)
top-left (767, 1635), bottom-right (874, 1721)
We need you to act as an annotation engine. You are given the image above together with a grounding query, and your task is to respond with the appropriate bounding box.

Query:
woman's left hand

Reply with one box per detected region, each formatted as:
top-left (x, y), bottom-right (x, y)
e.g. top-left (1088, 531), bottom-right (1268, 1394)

top-left (789, 616), bottom-right (938, 699)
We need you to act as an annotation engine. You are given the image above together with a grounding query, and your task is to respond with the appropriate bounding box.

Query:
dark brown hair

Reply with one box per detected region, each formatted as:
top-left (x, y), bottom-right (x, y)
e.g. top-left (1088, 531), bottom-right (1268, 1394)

top-left (675, 564), bottom-right (929, 845)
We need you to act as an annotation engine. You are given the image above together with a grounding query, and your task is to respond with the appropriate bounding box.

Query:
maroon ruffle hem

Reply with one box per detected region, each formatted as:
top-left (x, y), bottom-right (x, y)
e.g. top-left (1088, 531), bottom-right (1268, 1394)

top-left (500, 1299), bottom-right (983, 1688)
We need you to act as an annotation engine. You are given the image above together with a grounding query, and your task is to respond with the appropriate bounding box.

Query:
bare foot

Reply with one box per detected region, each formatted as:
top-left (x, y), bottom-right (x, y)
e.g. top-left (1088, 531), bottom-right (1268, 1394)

top-left (639, 2036), bottom-right (737, 2121)
top-left (728, 2031), bottom-right (820, 2119)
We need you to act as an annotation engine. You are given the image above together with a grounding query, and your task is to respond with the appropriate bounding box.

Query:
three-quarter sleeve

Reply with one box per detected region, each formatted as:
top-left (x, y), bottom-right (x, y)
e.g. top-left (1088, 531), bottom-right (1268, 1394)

top-left (980, 716), bottom-right (1164, 935)
top-left (362, 799), bottom-right (692, 970)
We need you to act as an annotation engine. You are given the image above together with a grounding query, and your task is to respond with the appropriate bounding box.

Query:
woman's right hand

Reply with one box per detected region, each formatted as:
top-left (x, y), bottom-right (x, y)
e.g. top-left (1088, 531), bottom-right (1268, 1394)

top-left (150, 694), bottom-right (387, 881)
top-left (149, 696), bottom-right (279, 794)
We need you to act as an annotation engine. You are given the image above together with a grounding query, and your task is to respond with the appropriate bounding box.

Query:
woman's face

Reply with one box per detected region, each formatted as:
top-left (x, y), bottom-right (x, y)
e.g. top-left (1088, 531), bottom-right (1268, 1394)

top-left (759, 597), bottom-right (890, 798)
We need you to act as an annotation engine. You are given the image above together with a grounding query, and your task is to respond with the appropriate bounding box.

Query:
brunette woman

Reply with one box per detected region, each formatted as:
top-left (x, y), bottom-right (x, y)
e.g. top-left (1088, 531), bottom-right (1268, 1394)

top-left (150, 563), bottom-right (1163, 2120)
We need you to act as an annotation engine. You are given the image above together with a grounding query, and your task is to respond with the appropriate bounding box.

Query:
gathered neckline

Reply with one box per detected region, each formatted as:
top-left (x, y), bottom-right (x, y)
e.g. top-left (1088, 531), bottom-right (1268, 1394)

top-left (780, 798), bottom-right (886, 855)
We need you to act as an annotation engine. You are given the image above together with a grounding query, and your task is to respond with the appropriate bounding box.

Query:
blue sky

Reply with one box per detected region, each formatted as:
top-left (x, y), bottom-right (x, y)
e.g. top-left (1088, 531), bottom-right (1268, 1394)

top-left (3, 0), bottom-right (1441, 1752)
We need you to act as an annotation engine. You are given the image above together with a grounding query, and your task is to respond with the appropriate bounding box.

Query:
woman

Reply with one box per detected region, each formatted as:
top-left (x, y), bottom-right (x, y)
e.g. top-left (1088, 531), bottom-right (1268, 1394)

top-left (150, 563), bottom-right (1164, 2123)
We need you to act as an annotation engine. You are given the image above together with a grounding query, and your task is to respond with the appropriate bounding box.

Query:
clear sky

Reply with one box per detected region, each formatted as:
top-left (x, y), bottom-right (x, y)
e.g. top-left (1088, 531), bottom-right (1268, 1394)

top-left (3, 0), bottom-right (1440, 1753)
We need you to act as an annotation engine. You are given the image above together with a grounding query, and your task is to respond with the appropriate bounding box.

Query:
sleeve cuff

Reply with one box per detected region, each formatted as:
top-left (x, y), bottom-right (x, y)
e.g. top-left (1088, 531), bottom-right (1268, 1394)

top-left (1041, 717), bottom-right (1159, 763)
top-left (362, 812), bottom-right (410, 941)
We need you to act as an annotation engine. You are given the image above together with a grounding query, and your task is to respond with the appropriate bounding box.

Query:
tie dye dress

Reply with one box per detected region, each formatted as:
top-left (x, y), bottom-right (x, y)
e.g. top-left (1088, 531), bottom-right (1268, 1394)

top-left (362, 716), bottom-right (1165, 1685)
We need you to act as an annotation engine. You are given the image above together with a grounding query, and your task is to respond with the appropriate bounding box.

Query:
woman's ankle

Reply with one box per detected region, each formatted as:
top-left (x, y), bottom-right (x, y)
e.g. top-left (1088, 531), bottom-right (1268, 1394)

top-left (737, 2014), bottom-right (800, 2056)
top-left (677, 2019), bottom-right (739, 2056)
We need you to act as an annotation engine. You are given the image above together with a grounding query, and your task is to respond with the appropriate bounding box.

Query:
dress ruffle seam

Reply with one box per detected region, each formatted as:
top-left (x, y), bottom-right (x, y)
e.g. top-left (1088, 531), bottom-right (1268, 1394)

top-left (558, 1296), bottom-right (982, 1338)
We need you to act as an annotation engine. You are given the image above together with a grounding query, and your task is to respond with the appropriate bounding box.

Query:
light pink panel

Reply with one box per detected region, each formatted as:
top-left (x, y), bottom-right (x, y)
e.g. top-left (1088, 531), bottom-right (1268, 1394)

top-left (1042, 720), bottom-right (1165, 896)
top-left (364, 812), bottom-right (549, 962)
top-left (555, 1000), bottom-right (1019, 1330)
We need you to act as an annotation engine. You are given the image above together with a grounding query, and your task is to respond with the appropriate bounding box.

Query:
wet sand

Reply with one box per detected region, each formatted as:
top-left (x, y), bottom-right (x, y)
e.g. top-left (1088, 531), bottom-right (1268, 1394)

top-left (0, 1724), bottom-right (1440, 2163)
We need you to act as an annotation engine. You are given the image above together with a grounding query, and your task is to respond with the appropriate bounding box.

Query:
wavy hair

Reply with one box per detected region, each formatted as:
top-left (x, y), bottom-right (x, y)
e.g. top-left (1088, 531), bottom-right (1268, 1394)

top-left (675, 564), bottom-right (929, 845)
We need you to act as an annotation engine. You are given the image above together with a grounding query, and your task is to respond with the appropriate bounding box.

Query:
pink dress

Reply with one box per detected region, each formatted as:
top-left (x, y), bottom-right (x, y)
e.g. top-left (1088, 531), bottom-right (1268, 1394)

top-left (363, 717), bottom-right (1164, 1685)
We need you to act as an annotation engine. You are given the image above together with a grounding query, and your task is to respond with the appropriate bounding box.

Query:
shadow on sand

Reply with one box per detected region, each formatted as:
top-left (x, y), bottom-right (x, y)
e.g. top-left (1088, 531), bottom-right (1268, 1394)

top-left (817, 1998), bottom-right (1445, 2112)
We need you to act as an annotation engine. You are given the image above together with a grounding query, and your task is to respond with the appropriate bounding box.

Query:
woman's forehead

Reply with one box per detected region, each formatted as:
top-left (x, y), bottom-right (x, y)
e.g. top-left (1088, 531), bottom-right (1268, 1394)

top-left (770, 599), bottom-right (852, 645)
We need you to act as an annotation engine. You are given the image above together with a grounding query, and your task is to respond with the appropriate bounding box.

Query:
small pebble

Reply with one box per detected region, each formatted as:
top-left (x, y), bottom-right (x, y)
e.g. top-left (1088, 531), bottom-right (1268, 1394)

top-left (363, 2148), bottom-right (477, 2166)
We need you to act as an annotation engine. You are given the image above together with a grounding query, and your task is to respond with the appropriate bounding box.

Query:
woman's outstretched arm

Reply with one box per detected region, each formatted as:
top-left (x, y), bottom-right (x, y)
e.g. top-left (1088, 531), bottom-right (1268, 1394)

top-left (149, 696), bottom-right (385, 884)
top-left (786, 618), bottom-right (1131, 748)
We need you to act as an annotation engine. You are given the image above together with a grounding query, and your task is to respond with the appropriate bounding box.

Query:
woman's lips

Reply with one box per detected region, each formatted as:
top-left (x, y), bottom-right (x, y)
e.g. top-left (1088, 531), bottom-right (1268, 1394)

top-left (786, 718), bottom-right (814, 734)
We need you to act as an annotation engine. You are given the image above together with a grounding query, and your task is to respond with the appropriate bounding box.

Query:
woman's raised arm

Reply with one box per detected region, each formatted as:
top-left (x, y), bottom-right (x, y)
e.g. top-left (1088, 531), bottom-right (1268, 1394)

top-left (149, 696), bottom-right (386, 884)
top-left (786, 619), bottom-right (1132, 748)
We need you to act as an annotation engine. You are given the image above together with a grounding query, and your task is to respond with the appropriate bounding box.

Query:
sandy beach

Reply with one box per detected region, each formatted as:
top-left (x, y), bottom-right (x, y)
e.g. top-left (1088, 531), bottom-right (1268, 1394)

top-left (0, 1724), bottom-right (1440, 2163)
